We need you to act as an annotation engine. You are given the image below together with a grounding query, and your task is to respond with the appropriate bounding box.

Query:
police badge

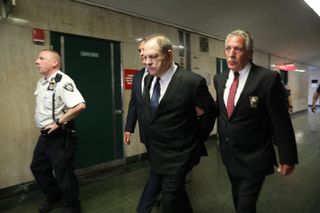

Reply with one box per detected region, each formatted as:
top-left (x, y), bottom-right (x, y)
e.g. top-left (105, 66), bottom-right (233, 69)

top-left (249, 96), bottom-right (259, 108)
top-left (47, 78), bottom-right (56, 91)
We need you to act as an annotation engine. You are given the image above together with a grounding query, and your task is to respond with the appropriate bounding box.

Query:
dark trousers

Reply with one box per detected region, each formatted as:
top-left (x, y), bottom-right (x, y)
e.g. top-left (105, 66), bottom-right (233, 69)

top-left (137, 170), bottom-right (161, 213)
top-left (138, 171), bottom-right (192, 213)
top-left (30, 128), bottom-right (80, 208)
top-left (228, 173), bottom-right (265, 213)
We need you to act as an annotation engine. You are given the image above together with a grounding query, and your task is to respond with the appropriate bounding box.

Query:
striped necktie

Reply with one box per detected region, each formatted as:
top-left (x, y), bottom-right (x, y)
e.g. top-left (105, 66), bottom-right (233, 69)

top-left (227, 72), bottom-right (239, 118)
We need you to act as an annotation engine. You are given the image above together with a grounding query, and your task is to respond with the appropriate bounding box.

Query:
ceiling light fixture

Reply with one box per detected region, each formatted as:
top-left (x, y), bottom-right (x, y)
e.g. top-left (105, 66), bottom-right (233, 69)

top-left (304, 0), bottom-right (320, 17)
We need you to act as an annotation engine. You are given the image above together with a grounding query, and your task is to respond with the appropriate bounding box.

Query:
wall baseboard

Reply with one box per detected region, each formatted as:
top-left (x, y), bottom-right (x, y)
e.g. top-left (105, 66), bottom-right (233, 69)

top-left (0, 138), bottom-right (217, 210)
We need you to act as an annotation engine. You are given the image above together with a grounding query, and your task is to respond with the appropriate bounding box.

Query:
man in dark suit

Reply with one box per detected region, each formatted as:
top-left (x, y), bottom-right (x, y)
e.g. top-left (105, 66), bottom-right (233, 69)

top-left (123, 39), bottom-right (162, 212)
top-left (141, 34), bottom-right (216, 213)
top-left (124, 39), bottom-right (149, 145)
top-left (214, 29), bottom-right (298, 213)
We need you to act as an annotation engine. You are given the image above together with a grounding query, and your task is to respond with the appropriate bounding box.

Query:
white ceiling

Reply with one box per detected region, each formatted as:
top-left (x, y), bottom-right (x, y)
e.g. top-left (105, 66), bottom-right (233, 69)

top-left (78, 0), bottom-right (320, 69)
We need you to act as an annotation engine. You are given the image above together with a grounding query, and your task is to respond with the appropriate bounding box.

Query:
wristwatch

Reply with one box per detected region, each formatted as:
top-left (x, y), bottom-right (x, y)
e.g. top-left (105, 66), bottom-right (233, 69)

top-left (55, 118), bottom-right (62, 126)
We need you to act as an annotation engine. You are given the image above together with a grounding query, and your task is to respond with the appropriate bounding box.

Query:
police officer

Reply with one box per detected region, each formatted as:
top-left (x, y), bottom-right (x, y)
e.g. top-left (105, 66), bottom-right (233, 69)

top-left (30, 49), bottom-right (86, 213)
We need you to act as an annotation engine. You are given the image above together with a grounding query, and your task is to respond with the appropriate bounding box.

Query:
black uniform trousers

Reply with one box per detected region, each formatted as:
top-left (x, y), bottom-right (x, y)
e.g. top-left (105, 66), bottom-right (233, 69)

top-left (30, 128), bottom-right (80, 208)
top-left (228, 173), bottom-right (265, 213)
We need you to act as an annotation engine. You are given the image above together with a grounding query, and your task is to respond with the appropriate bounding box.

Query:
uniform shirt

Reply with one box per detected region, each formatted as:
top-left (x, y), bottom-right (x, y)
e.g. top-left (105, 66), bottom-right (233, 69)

top-left (34, 70), bottom-right (85, 128)
top-left (223, 63), bottom-right (251, 107)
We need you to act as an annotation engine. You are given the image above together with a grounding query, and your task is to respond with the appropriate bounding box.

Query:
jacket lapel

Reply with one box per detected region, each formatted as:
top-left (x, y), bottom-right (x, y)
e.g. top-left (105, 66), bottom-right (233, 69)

top-left (232, 64), bottom-right (257, 117)
top-left (136, 71), bottom-right (143, 102)
top-left (143, 74), bottom-right (154, 120)
top-left (158, 68), bottom-right (183, 109)
top-left (219, 70), bottom-right (229, 119)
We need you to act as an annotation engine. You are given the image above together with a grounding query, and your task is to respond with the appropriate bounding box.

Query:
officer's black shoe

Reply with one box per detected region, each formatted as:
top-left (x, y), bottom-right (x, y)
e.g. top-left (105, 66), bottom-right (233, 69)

top-left (38, 199), bottom-right (61, 213)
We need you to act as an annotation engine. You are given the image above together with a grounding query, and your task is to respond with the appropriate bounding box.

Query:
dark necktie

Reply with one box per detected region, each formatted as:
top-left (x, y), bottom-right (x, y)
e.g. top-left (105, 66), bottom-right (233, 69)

top-left (150, 77), bottom-right (161, 114)
top-left (226, 72), bottom-right (239, 118)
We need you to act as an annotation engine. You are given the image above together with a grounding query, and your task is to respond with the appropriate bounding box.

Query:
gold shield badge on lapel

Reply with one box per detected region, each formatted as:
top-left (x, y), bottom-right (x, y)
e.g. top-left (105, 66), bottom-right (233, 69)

top-left (249, 96), bottom-right (259, 108)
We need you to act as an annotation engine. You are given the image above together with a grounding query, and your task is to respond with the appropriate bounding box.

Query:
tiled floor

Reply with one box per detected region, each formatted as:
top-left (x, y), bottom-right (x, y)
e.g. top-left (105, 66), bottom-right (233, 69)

top-left (2, 110), bottom-right (320, 213)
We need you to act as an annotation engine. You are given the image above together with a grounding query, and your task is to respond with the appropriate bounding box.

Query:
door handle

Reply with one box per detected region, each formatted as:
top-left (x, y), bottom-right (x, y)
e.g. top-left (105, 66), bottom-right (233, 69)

top-left (114, 109), bottom-right (123, 115)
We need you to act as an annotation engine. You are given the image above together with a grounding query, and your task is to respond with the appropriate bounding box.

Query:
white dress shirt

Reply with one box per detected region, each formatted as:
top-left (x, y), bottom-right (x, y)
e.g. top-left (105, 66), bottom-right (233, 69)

top-left (223, 63), bottom-right (251, 107)
top-left (149, 63), bottom-right (177, 103)
top-left (141, 67), bottom-right (149, 94)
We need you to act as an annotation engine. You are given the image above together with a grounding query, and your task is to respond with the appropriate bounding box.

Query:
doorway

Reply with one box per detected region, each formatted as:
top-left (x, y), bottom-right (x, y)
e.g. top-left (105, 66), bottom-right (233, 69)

top-left (51, 32), bottom-right (123, 169)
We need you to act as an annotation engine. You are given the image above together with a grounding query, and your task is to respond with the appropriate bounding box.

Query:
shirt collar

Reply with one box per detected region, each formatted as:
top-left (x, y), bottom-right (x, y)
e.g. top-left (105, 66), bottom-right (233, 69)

top-left (159, 63), bottom-right (177, 83)
top-left (229, 63), bottom-right (251, 78)
top-left (144, 67), bottom-right (148, 74)
top-left (40, 70), bottom-right (61, 84)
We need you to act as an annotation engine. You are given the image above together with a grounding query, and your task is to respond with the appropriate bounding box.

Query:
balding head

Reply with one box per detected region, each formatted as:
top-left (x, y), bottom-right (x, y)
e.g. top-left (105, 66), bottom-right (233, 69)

top-left (35, 49), bottom-right (62, 78)
top-left (143, 34), bottom-right (174, 77)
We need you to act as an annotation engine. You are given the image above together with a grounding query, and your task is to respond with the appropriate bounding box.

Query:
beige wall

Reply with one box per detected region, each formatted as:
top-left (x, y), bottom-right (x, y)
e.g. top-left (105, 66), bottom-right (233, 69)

top-left (0, 22), bottom-right (49, 189)
top-left (270, 56), bottom-right (309, 112)
top-left (288, 63), bottom-right (309, 112)
top-left (308, 69), bottom-right (320, 105)
top-left (0, 0), bottom-right (184, 188)
top-left (0, 0), bottom-right (311, 188)
top-left (190, 34), bottom-right (218, 96)
top-left (253, 50), bottom-right (269, 68)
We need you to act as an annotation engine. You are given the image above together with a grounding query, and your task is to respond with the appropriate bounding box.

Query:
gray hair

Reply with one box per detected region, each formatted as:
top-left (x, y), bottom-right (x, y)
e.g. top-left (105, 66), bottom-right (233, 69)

top-left (138, 37), bottom-right (146, 44)
top-left (225, 29), bottom-right (254, 53)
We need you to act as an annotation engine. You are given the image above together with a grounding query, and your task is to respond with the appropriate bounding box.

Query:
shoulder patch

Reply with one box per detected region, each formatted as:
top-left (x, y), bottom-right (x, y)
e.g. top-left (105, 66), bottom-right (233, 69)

top-left (63, 83), bottom-right (74, 92)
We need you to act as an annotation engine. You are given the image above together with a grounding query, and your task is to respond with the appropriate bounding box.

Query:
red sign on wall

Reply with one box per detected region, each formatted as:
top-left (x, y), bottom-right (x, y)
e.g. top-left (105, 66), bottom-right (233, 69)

top-left (124, 69), bottom-right (138, 90)
top-left (275, 63), bottom-right (296, 71)
top-left (32, 28), bottom-right (45, 44)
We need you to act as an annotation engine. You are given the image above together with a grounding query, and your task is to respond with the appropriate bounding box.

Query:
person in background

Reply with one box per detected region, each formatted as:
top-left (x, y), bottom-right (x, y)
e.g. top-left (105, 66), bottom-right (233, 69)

top-left (140, 33), bottom-right (216, 213)
top-left (213, 30), bottom-right (298, 213)
top-left (282, 82), bottom-right (293, 113)
top-left (311, 83), bottom-right (320, 112)
top-left (30, 49), bottom-right (86, 213)
top-left (124, 38), bottom-right (149, 145)
top-left (123, 38), bottom-right (162, 212)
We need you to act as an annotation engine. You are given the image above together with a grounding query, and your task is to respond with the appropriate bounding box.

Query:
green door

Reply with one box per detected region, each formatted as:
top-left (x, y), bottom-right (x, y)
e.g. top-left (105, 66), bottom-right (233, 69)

top-left (51, 32), bottom-right (123, 168)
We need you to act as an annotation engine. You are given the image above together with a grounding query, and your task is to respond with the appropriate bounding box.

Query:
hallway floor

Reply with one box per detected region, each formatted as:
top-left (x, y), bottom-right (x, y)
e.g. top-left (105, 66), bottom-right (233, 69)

top-left (1, 110), bottom-right (320, 213)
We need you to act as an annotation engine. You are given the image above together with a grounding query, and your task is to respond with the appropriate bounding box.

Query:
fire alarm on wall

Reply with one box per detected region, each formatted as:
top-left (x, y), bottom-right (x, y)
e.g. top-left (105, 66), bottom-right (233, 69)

top-left (32, 28), bottom-right (45, 45)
